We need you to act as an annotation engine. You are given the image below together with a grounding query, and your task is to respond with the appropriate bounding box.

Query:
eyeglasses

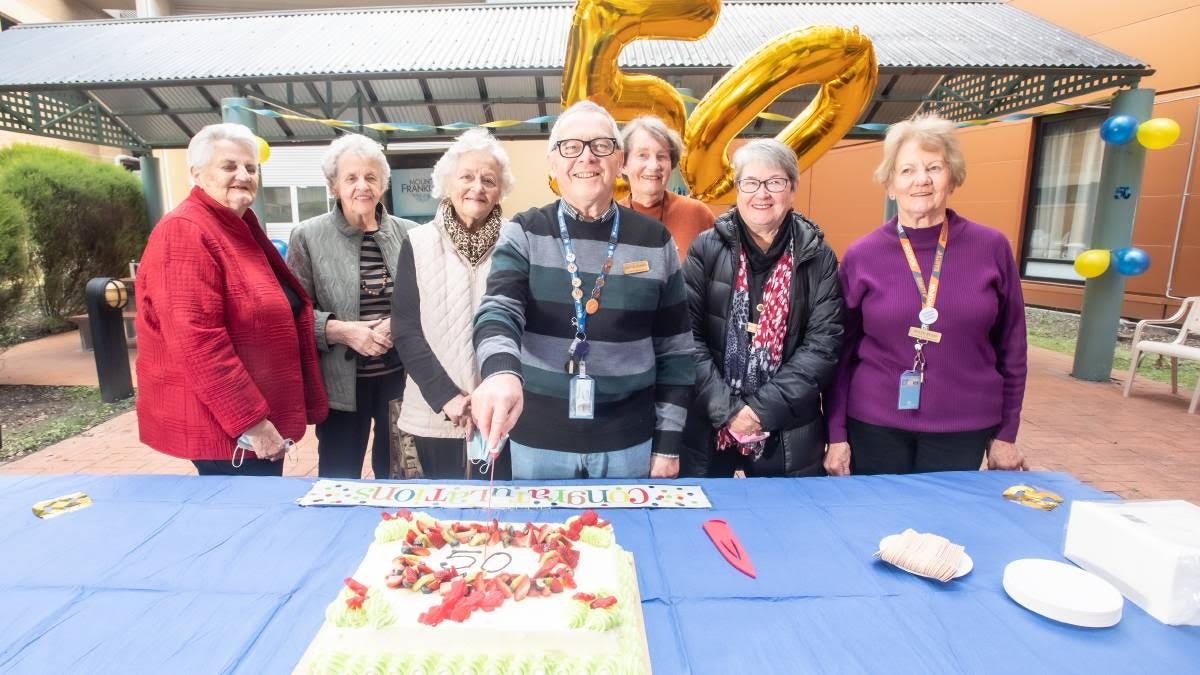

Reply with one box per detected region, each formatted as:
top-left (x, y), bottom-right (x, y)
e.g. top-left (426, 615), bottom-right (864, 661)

top-left (736, 177), bottom-right (791, 193)
top-left (555, 137), bottom-right (618, 158)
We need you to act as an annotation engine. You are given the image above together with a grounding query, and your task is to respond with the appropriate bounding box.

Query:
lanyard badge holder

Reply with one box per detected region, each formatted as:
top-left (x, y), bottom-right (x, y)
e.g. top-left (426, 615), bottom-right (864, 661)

top-left (558, 202), bottom-right (619, 420)
top-left (897, 221), bottom-right (948, 411)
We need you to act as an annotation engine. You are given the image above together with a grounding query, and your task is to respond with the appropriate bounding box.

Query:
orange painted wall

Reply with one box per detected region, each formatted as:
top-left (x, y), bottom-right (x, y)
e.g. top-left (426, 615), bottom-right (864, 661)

top-left (785, 1), bottom-right (1200, 319)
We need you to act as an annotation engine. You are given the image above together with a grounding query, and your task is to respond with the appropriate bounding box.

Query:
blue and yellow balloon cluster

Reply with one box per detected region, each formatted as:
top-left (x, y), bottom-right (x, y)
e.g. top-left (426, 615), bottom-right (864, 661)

top-left (1073, 246), bottom-right (1151, 279)
top-left (1099, 114), bottom-right (1180, 149)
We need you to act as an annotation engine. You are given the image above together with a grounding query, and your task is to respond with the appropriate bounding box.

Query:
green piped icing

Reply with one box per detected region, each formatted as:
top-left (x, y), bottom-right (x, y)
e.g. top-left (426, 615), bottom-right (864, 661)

top-left (415, 652), bottom-right (441, 675)
top-left (373, 653), bottom-right (411, 675)
top-left (586, 607), bottom-right (622, 631)
top-left (374, 513), bottom-right (438, 544)
top-left (373, 518), bottom-right (413, 544)
top-left (508, 653), bottom-right (539, 675)
top-left (579, 526), bottom-right (614, 548)
top-left (325, 588), bottom-right (394, 629)
top-left (566, 600), bottom-right (589, 628)
top-left (325, 590), bottom-right (368, 628)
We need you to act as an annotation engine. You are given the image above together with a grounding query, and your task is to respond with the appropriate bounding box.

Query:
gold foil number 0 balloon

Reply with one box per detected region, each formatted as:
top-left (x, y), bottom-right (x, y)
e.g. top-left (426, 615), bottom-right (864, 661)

top-left (561, 0), bottom-right (878, 204)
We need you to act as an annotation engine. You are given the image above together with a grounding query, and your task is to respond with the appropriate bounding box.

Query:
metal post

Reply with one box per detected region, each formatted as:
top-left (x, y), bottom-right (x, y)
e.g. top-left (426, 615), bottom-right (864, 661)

top-left (84, 277), bottom-right (133, 402)
top-left (221, 96), bottom-right (266, 225)
top-left (139, 153), bottom-right (163, 227)
top-left (1071, 87), bottom-right (1155, 381)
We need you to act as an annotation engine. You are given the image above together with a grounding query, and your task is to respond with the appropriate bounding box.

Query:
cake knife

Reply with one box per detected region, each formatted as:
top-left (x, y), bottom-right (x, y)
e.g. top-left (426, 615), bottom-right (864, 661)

top-left (703, 519), bottom-right (757, 578)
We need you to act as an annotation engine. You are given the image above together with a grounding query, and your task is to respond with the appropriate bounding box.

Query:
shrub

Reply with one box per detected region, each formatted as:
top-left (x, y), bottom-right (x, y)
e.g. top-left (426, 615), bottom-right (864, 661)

top-left (0, 190), bottom-right (31, 326)
top-left (0, 144), bottom-right (149, 321)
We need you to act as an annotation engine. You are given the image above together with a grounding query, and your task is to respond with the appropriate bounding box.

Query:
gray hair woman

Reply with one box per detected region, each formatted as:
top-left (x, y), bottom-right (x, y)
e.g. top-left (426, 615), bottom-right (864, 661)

top-left (618, 115), bottom-right (714, 259)
top-left (137, 123), bottom-right (327, 477)
top-left (824, 114), bottom-right (1027, 477)
top-left (391, 128), bottom-right (515, 479)
top-left (287, 133), bottom-right (418, 479)
top-left (681, 138), bottom-right (844, 477)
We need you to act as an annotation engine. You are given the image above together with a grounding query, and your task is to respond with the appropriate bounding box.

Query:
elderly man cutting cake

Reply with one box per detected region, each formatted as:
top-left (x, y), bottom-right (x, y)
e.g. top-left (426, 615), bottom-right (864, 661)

top-left (470, 101), bottom-right (695, 479)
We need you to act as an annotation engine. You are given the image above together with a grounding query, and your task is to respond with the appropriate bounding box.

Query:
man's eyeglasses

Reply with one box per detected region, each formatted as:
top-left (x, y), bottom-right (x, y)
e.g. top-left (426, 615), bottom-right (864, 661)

top-left (736, 177), bottom-right (791, 193)
top-left (555, 138), bottom-right (619, 158)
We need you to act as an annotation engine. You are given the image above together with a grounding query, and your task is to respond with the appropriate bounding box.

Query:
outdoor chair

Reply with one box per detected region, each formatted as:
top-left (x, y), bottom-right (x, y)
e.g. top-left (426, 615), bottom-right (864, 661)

top-left (1122, 296), bottom-right (1200, 413)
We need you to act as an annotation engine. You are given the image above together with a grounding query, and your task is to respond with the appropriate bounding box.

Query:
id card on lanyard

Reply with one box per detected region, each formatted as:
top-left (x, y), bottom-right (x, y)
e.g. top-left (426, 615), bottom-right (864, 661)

top-left (557, 202), bottom-right (619, 420)
top-left (896, 219), bottom-right (948, 410)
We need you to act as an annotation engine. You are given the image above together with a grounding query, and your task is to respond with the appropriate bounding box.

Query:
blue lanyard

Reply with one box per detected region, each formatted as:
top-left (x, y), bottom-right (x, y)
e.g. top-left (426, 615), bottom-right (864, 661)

top-left (556, 201), bottom-right (620, 342)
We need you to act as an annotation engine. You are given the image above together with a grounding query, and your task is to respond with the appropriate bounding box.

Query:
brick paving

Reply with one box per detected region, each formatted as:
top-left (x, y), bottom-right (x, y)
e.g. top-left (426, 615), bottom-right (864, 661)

top-left (1, 333), bottom-right (1196, 501)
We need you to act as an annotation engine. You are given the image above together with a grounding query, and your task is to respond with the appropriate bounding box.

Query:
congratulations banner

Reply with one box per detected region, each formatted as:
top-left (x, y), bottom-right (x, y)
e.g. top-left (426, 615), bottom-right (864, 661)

top-left (297, 480), bottom-right (711, 509)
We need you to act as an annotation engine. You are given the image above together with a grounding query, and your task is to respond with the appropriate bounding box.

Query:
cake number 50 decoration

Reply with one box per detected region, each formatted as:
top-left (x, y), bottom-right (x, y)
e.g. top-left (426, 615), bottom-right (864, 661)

top-left (561, 0), bottom-right (878, 203)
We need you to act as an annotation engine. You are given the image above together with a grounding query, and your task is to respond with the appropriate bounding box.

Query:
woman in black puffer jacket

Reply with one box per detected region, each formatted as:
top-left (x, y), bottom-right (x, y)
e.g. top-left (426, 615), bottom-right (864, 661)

top-left (681, 139), bottom-right (844, 477)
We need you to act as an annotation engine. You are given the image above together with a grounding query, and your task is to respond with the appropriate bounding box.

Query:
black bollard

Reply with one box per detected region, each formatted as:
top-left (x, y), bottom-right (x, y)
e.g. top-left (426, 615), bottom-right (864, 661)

top-left (84, 277), bottom-right (134, 403)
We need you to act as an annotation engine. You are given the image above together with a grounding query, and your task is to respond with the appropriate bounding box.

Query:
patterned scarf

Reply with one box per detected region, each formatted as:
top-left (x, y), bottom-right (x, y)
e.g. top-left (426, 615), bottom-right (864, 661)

top-left (717, 237), bottom-right (795, 458)
top-left (440, 198), bottom-right (502, 266)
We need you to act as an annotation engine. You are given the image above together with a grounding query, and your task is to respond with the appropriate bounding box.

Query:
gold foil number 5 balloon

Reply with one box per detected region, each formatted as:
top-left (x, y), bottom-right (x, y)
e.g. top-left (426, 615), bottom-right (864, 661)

top-left (562, 0), bottom-right (878, 204)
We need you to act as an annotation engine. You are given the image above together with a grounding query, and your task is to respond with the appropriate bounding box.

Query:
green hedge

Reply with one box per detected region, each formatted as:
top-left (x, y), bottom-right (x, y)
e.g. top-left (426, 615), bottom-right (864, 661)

top-left (0, 144), bottom-right (149, 321)
top-left (0, 190), bottom-right (30, 326)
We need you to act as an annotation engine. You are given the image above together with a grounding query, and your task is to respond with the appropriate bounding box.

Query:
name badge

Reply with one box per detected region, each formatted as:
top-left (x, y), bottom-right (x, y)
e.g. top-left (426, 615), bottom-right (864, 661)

top-left (569, 373), bottom-right (595, 420)
top-left (907, 326), bottom-right (942, 343)
top-left (898, 370), bottom-right (923, 410)
top-left (622, 260), bottom-right (650, 275)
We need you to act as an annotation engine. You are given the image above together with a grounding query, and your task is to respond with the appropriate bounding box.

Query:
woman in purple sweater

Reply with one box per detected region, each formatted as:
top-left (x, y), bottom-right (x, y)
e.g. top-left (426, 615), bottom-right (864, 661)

top-left (824, 115), bottom-right (1028, 475)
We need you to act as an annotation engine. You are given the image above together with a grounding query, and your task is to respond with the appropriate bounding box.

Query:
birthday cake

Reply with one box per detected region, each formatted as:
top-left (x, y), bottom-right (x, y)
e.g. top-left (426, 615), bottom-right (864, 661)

top-left (295, 510), bottom-right (649, 674)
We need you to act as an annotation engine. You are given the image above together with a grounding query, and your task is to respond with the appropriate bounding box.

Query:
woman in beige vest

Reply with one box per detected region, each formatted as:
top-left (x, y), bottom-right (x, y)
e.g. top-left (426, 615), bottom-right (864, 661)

top-left (390, 129), bottom-right (514, 479)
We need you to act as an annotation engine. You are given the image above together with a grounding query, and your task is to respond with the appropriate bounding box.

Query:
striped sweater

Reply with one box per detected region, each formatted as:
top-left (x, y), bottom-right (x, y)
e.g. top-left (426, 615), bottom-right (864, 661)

top-left (473, 200), bottom-right (695, 457)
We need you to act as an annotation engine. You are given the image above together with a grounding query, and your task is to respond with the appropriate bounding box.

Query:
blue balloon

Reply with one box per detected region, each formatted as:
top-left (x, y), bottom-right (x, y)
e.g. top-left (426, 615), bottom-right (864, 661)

top-left (271, 238), bottom-right (287, 258)
top-left (1100, 115), bottom-right (1138, 145)
top-left (1111, 246), bottom-right (1151, 276)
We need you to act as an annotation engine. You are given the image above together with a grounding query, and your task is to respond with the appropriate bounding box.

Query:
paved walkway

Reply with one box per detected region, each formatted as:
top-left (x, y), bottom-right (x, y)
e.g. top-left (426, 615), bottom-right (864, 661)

top-left (1, 333), bottom-right (1197, 502)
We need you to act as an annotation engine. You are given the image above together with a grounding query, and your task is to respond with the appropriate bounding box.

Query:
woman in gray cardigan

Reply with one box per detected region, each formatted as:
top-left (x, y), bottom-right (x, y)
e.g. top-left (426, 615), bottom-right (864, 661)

top-left (287, 134), bottom-right (417, 478)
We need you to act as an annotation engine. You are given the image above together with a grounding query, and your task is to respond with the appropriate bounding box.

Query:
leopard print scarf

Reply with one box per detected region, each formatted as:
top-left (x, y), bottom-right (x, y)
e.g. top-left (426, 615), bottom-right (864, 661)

top-left (440, 198), bottom-right (502, 266)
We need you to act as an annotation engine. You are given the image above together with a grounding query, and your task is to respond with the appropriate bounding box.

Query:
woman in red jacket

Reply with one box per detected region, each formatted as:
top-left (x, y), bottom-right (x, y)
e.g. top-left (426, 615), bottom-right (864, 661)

top-left (135, 123), bottom-right (328, 476)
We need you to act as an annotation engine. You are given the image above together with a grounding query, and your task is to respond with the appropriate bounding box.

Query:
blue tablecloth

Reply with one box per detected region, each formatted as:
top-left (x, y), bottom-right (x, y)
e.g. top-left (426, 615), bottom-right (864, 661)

top-left (0, 471), bottom-right (1196, 673)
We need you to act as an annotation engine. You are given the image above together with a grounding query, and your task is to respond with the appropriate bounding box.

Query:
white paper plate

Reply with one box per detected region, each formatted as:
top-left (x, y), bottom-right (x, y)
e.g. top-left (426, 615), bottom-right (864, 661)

top-left (878, 534), bottom-right (973, 579)
top-left (1003, 558), bottom-right (1123, 628)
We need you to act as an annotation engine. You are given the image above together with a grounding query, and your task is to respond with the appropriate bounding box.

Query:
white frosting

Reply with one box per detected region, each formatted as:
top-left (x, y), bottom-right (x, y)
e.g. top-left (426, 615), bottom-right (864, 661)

top-left (298, 517), bottom-right (636, 670)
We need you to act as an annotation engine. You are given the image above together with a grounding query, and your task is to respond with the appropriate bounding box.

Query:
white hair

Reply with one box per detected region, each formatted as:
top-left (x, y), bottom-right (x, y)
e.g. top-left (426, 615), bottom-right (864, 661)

top-left (621, 115), bottom-right (683, 169)
top-left (874, 114), bottom-right (966, 188)
top-left (547, 101), bottom-right (622, 155)
top-left (186, 123), bottom-right (258, 172)
top-left (321, 133), bottom-right (391, 192)
top-left (430, 128), bottom-right (516, 200)
top-left (732, 139), bottom-right (799, 184)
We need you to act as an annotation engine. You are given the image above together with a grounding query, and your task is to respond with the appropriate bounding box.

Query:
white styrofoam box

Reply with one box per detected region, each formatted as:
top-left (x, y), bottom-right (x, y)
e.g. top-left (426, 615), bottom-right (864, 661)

top-left (1063, 500), bottom-right (1200, 626)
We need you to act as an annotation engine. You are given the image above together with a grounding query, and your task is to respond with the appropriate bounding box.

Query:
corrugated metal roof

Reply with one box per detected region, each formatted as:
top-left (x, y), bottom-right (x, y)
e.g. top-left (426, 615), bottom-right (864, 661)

top-left (0, 1), bottom-right (1146, 88)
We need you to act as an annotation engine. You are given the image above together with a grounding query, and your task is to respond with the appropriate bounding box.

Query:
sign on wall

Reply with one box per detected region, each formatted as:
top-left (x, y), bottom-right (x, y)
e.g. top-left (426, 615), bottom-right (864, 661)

top-left (391, 168), bottom-right (437, 218)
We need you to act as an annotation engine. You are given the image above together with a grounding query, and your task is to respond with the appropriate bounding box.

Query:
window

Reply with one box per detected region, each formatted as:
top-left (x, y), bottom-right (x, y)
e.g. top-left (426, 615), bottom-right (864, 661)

top-left (261, 187), bottom-right (293, 224)
top-left (260, 186), bottom-right (331, 224)
top-left (296, 186), bottom-right (331, 221)
top-left (1021, 111), bottom-right (1104, 281)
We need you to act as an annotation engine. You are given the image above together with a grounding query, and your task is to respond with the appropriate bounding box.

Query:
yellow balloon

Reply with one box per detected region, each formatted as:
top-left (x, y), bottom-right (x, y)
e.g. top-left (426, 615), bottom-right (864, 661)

top-left (1073, 249), bottom-right (1111, 279)
top-left (1136, 118), bottom-right (1180, 150)
top-left (558, 0), bottom-right (720, 198)
top-left (254, 135), bottom-right (271, 164)
top-left (561, 0), bottom-right (720, 133)
top-left (682, 26), bottom-right (877, 203)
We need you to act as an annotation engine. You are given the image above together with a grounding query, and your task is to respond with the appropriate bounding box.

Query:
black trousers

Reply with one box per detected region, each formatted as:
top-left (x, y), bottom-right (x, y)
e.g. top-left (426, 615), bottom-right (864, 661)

top-left (316, 372), bottom-right (405, 479)
top-left (414, 436), bottom-right (512, 481)
top-left (192, 458), bottom-right (283, 477)
top-left (847, 417), bottom-right (995, 475)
